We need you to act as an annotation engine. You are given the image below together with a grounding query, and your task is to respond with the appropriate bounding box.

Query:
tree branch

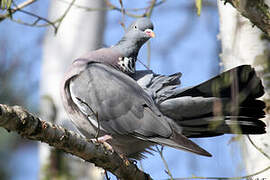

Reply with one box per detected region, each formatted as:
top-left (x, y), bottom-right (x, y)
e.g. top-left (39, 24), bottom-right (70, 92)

top-left (0, 0), bottom-right (36, 22)
top-left (223, 0), bottom-right (270, 36)
top-left (0, 104), bottom-right (152, 180)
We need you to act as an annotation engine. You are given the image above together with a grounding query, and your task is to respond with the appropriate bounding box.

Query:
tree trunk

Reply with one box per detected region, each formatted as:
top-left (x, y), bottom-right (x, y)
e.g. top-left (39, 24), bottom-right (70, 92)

top-left (218, 0), bottom-right (270, 178)
top-left (40, 0), bottom-right (106, 179)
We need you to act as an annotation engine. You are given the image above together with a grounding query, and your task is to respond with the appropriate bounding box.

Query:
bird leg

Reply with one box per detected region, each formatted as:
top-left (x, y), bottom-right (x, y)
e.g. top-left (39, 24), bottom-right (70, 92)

top-left (95, 134), bottom-right (112, 142)
top-left (91, 135), bottom-right (114, 152)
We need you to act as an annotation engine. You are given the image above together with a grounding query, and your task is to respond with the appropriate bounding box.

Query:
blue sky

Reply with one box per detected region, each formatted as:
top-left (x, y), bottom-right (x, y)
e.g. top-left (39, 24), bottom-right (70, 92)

top-left (0, 1), bottom-right (247, 179)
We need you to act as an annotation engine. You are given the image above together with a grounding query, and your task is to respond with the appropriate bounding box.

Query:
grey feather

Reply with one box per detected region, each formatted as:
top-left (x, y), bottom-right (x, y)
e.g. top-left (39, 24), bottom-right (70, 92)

top-left (159, 96), bottom-right (222, 120)
top-left (133, 70), bottom-right (182, 103)
top-left (133, 65), bottom-right (266, 139)
top-left (63, 62), bottom-right (211, 158)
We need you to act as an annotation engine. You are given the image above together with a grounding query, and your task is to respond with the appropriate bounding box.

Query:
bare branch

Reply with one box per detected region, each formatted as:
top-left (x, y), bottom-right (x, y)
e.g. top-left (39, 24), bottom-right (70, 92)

top-left (0, 104), bottom-right (152, 180)
top-left (174, 165), bottom-right (270, 179)
top-left (145, 0), bottom-right (156, 17)
top-left (0, 0), bottom-right (36, 22)
top-left (53, 0), bottom-right (76, 34)
top-left (105, 0), bottom-right (144, 18)
top-left (247, 135), bottom-right (270, 160)
top-left (10, 8), bottom-right (57, 30)
top-left (145, 0), bottom-right (157, 68)
top-left (104, 0), bottom-right (166, 18)
top-left (59, 0), bottom-right (166, 13)
top-left (174, 138), bottom-right (270, 180)
top-left (156, 146), bottom-right (173, 180)
top-left (0, 0), bottom-right (167, 33)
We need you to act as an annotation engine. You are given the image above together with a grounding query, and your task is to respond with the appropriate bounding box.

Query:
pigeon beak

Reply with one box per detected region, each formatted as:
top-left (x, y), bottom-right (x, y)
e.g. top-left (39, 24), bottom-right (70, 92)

top-left (144, 29), bottom-right (155, 38)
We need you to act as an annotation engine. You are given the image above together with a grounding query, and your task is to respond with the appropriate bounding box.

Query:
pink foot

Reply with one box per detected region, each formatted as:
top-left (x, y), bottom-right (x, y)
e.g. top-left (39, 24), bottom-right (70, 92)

top-left (96, 134), bottom-right (112, 143)
top-left (91, 135), bottom-right (114, 152)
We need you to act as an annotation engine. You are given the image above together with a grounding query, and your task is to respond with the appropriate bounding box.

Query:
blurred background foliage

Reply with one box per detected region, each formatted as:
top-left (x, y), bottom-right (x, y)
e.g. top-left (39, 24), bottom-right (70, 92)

top-left (0, 38), bottom-right (40, 180)
top-left (0, 2), bottom-right (43, 177)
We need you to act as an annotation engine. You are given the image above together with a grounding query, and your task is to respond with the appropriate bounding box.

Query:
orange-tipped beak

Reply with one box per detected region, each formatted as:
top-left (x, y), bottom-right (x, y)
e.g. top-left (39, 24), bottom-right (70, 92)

top-left (144, 29), bottom-right (155, 38)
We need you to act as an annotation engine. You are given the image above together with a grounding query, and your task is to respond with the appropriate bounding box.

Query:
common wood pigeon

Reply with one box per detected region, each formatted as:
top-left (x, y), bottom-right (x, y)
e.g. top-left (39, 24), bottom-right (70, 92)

top-left (61, 18), bottom-right (266, 160)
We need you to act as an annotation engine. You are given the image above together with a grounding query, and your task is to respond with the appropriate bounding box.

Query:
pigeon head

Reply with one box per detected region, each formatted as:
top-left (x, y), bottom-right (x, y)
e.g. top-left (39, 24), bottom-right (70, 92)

top-left (125, 18), bottom-right (155, 42)
top-left (114, 18), bottom-right (155, 57)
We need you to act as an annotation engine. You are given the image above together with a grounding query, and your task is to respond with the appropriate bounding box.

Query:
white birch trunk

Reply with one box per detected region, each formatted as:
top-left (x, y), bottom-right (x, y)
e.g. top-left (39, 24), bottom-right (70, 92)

top-left (40, 0), bottom-right (106, 179)
top-left (218, 0), bottom-right (270, 178)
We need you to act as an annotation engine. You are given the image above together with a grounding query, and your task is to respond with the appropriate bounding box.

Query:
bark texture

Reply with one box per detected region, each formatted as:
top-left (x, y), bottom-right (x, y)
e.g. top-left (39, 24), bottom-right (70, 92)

top-left (225, 0), bottom-right (270, 36)
top-left (0, 104), bottom-right (152, 180)
top-left (218, 0), bottom-right (270, 178)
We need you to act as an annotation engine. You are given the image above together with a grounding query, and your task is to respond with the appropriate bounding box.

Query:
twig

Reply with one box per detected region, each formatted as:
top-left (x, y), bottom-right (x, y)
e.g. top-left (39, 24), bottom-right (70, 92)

top-left (0, 104), bottom-right (152, 180)
top-left (175, 138), bottom-right (270, 180)
top-left (2, 0), bottom-right (57, 30)
top-left (145, 0), bottom-right (156, 17)
top-left (146, 41), bottom-right (151, 68)
top-left (0, 0), bottom-right (36, 22)
top-left (2, 0), bottom-right (75, 33)
top-left (118, 0), bottom-right (126, 31)
top-left (247, 135), bottom-right (270, 160)
top-left (174, 165), bottom-right (270, 179)
top-left (145, 0), bottom-right (157, 69)
top-left (1, 0), bottom-right (167, 32)
top-left (13, 8), bottom-right (56, 29)
top-left (59, 0), bottom-right (109, 11)
top-left (105, 170), bottom-right (111, 180)
top-left (58, 0), bottom-right (164, 12)
top-left (105, 0), bottom-right (143, 18)
top-left (139, 160), bottom-right (144, 172)
top-left (104, 0), bottom-right (166, 18)
top-left (156, 146), bottom-right (174, 180)
top-left (137, 58), bottom-right (151, 70)
top-left (53, 0), bottom-right (76, 34)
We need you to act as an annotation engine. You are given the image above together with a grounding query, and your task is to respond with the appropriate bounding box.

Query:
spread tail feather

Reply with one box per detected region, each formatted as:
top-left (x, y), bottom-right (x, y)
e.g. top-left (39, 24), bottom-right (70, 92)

top-left (180, 116), bottom-right (266, 138)
top-left (158, 65), bottom-right (266, 137)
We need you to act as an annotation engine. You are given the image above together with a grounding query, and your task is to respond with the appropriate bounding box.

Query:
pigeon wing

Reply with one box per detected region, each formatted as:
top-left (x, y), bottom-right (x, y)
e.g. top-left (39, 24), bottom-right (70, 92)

top-left (69, 62), bottom-right (172, 137)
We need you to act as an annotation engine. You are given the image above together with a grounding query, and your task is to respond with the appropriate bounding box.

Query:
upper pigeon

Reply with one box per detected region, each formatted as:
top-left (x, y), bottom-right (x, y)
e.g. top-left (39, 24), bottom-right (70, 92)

top-left (61, 18), bottom-right (266, 160)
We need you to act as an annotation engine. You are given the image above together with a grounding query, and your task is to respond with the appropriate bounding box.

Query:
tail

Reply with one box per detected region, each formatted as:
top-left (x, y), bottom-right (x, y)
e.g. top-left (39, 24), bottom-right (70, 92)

top-left (158, 65), bottom-right (266, 138)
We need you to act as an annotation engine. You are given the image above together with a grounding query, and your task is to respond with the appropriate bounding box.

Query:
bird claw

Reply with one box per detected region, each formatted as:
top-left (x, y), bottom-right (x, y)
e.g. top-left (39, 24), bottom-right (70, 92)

top-left (96, 134), bottom-right (112, 143)
top-left (91, 135), bottom-right (114, 152)
top-left (102, 141), bottom-right (114, 153)
top-left (119, 153), bottom-right (132, 166)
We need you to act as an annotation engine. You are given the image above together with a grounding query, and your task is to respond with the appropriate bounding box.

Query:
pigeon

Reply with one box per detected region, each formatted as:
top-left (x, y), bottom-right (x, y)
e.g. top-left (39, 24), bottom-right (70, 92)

top-left (61, 18), bottom-right (266, 160)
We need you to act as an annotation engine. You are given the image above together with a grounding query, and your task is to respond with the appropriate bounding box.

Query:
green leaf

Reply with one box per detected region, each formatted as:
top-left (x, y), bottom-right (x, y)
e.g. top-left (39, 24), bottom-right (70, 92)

top-left (195, 0), bottom-right (202, 16)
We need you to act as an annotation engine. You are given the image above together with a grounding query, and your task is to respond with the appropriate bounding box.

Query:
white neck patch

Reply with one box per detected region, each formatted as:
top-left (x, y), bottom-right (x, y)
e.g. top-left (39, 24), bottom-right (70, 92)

top-left (118, 57), bottom-right (136, 73)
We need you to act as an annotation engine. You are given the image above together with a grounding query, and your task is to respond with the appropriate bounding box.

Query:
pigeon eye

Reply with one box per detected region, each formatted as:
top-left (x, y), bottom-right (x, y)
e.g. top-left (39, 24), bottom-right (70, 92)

top-left (134, 25), bottom-right (137, 29)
